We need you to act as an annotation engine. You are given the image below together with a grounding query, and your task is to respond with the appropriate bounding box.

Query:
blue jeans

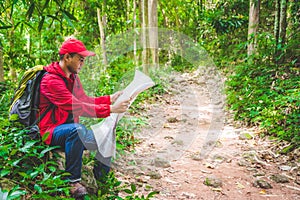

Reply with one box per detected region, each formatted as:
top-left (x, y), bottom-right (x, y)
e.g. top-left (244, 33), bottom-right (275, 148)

top-left (51, 123), bottom-right (111, 183)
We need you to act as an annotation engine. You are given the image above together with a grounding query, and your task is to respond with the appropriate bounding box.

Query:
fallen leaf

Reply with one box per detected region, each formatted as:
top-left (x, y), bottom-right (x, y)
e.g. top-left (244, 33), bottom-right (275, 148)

top-left (259, 190), bottom-right (266, 194)
top-left (163, 123), bottom-right (171, 128)
top-left (236, 182), bottom-right (245, 189)
top-left (211, 187), bottom-right (222, 192)
top-left (201, 170), bottom-right (212, 174)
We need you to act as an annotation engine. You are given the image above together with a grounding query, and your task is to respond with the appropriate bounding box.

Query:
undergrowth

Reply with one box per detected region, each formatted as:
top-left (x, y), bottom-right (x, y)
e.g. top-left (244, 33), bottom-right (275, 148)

top-left (226, 63), bottom-right (300, 144)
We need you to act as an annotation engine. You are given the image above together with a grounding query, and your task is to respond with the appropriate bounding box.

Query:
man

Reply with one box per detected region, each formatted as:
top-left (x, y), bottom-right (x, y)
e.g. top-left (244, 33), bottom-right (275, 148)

top-left (38, 38), bottom-right (130, 197)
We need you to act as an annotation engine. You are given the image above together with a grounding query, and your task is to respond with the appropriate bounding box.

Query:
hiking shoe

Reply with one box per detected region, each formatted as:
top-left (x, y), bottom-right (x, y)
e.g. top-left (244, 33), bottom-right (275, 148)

top-left (70, 182), bottom-right (88, 198)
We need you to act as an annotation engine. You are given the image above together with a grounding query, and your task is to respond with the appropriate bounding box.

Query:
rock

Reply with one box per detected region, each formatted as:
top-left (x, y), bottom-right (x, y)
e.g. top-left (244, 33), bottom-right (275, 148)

top-left (203, 176), bottom-right (223, 188)
top-left (181, 118), bottom-right (188, 123)
top-left (147, 171), bottom-right (162, 179)
top-left (260, 151), bottom-right (274, 161)
top-left (247, 168), bottom-right (258, 173)
top-left (153, 157), bottom-right (171, 168)
top-left (171, 140), bottom-right (184, 146)
top-left (204, 162), bottom-right (216, 169)
top-left (238, 158), bottom-right (250, 167)
top-left (167, 117), bottom-right (180, 123)
top-left (181, 192), bottom-right (196, 199)
top-left (253, 179), bottom-right (272, 189)
top-left (212, 154), bottom-right (226, 164)
top-left (191, 154), bottom-right (202, 161)
top-left (295, 177), bottom-right (300, 185)
top-left (164, 136), bottom-right (174, 140)
top-left (279, 165), bottom-right (292, 171)
top-left (242, 151), bottom-right (256, 163)
top-left (270, 174), bottom-right (289, 183)
top-left (214, 100), bottom-right (223, 105)
top-left (253, 171), bottom-right (266, 177)
top-left (124, 166), bottom-right (144, 175)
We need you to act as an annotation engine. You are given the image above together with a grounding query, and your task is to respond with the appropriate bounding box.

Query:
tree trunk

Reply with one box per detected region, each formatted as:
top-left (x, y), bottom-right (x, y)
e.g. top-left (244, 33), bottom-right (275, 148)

top-left (287, 0), bottom-right (300, 65)
top-left (141, 0), bottom-right (149, 74)
top-left (9, 66), bottom-right (17, 82)
top-left (278, 0), bottom-right (288, 64)
top-left (279, 0), bottom-right (287, 47)
top-left (274, 0), bottom-right (288, 65)
top-left (0, 46), bottom-right (4, 82)
top-left (133, 0), bottom-right (138, 65)
top-left (161, 8), bottom-right (168, 27)
top-left (247, 0), bottom-right (260, 57)
top-left (148, 0), bottom-right (159, 68)
top-left (199, 0), bottom-right (203, 13)
top-left (274, 0), bottom-right (280, 50)
top-left (97, 7), bottom-right (108, 67)
top-left (8, 13), bottom-right (17, 81)
top-left (127, 0), bottom-right (130, 22)
top-left (9, 37), bottom-right (17, 81)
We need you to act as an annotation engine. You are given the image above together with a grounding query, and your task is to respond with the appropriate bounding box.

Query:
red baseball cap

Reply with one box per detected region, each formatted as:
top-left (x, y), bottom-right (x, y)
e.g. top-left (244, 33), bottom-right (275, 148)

top-left (59, 38), bottom-right (96, 57)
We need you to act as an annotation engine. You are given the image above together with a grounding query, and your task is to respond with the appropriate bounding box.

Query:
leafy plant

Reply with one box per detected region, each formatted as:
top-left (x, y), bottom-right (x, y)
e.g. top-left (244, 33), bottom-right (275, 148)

top-left (226, 61), bottom-right (300, 143)
top-left (122, 183), bottom-right (159, 200)
top-left (83, 171), bottom-right (158, 200)
top-left (0, 124), bottom-right (70, 199)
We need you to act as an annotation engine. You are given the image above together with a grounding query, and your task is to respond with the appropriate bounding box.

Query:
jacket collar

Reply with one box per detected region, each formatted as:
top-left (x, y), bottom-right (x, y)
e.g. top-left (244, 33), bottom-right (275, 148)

top-left (45, 62), bottom-right (76, 81)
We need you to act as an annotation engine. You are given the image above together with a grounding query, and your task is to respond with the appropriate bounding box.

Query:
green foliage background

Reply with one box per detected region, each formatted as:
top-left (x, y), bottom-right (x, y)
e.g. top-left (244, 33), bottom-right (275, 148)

top-left (0, 0), bottom-right (299, 199)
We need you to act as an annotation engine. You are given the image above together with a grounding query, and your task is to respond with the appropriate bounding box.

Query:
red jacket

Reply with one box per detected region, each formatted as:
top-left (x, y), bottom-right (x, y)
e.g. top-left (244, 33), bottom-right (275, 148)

top-left (39, 62), bottom-right (111, 145)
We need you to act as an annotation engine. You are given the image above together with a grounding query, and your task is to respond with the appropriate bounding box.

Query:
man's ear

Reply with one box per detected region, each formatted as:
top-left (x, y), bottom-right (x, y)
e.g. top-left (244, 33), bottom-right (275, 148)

top-left (65, 53), bottom-right (71, 61)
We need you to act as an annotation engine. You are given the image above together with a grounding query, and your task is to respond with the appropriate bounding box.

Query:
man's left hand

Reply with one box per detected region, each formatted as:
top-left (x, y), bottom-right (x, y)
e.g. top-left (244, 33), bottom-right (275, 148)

top-left (110, 91), bottom-right (123, 103)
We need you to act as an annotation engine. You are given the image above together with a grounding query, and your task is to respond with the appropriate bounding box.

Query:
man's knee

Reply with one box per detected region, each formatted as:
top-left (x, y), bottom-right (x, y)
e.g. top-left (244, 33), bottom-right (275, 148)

top-left (74, 124), bottom-right (88, 141)
top-left (68, 123), bottom-right (87, 138)
top-left (66, 123), bottom-right (87, 143)
top-left (74, 123), bottom-right (88, 135)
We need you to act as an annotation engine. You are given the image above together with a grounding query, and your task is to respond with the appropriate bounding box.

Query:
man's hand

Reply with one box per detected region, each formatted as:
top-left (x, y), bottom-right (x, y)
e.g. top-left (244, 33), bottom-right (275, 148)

top-left (110, 91), bottom-right (123, 103)
top-left (110, 99), bottom-right (130, 113)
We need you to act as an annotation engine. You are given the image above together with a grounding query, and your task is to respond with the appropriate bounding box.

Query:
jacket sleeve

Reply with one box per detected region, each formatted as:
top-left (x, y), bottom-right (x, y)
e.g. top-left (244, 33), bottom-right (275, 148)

top-left (41, 75), bottom-right (110, 118)
top-left (75, 76), bottom-right (111, 105)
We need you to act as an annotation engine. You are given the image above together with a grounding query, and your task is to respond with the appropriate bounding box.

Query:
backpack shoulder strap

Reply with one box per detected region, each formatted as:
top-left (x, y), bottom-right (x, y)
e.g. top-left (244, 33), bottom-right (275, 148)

top-left (32, 104), bottom-right (55, 126)
top-left (37, 73), bottom-right (68, 125)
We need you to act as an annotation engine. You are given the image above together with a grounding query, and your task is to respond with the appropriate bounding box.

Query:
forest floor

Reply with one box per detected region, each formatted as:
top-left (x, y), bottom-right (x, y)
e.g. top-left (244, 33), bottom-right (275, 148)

top-left (114, 70), bottom-right (300, 200)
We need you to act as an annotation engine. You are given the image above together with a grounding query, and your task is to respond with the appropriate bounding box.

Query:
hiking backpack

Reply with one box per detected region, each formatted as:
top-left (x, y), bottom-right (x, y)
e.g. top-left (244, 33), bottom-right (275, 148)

top-left (9, 65), bottom-right (53, 130)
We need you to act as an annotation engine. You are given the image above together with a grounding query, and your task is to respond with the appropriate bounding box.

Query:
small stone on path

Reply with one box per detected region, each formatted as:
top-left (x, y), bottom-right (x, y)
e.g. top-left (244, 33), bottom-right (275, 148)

top-left (295, 177), bottom-right (300, 185)
top-left (253, 171), bottom-right (266, 177)
top-left (167, 117), bottom-right (180, 123)
top-left (279, 165), bottom-right (292, 171)
top-left (203, 176), bottom-right (223, 188)
top-left (181, 192), bottom-right (196, 199)
top-left (212, 154), bottom-right (226, 164)
top-left (171, 140), bottom-right (184, 146)
top-left (253, 179), bottom-right (272, 189)
top-left (147, 171), bottom-right (162, 179)
top-left (237, 158), bottom-right (250, 167)
top-left (270, 174), bottom-right (289, 183)
top-left (153, 157), bottom-right (171, 168)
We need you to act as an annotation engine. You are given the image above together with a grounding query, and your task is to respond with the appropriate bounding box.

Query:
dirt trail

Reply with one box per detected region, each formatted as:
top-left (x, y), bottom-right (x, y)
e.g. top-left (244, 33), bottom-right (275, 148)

top-left (115, 71), bottom-right (300, 200)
